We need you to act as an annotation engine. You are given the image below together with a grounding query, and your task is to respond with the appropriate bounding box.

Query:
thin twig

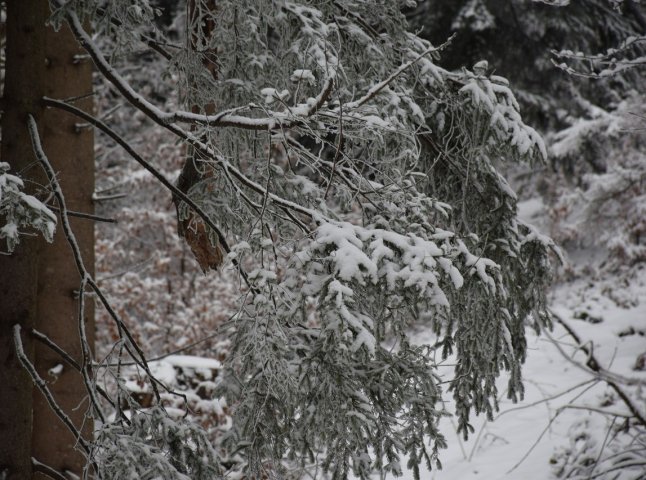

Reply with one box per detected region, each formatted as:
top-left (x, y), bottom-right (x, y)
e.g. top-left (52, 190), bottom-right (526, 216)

top-left (47, 204), bottom-right (116, 223)
top-left (496, 379), bottom-right (597, 419)
top-left (14, 325), bottom-right (90, 454)
top-left (92, 192), bottom-right (127, 203)
top-left (587, 461), bottom-right (646, 479)
top-left (30, 327), bottom-right (126, 422)
top-left (507, 380), bottom-right (604, 474)
top-left (324, 102), bottom-right (344, 199)
top-left (587, 416), bottom-right (617, 480)
top-left (86, 276), bottom-right (163, 403)
top-left (77, 276), bottom-right (106, 423)
top-left (95, 311), bottom-right (237, 368)
top-left (32, 458), bottom-right (69, 480)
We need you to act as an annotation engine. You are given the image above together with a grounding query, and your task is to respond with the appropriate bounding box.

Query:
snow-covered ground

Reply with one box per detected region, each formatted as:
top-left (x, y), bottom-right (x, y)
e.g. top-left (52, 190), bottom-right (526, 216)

top-left (366, 200), bottom-right (646, 480)
top-left (435, 281), bottom-right (644, 480)
top-left (364, 275), bottom-right (645, 480)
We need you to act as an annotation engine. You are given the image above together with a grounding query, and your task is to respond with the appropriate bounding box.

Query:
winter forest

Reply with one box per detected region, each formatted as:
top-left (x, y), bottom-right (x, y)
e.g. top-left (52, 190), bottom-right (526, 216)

top-left (1, 0), bottom-right (645, 479)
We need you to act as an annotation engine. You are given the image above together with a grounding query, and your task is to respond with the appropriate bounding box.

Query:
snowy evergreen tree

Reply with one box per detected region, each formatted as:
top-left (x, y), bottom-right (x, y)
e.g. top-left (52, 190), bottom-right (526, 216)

top-left (405, 1), bottom-right (646, 276)
top-left (406, 0), bottom-right (646, 129)
top-left (2, 1), bottom-right (557, 478)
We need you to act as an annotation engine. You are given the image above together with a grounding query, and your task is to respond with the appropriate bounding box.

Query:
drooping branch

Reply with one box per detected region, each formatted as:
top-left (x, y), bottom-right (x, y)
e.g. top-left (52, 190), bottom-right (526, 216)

top-left (42, 98), bottom-right (230, 252)
top-left (45, 96), bottom-right (317, 228)
top-left (59, 7), bottom-right (444, 233)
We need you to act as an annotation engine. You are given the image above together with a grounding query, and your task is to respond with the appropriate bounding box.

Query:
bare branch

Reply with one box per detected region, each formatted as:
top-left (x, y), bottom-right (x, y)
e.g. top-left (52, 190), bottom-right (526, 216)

top-left (30, 328), bottom-right (125, 421)
top-left (42, 98), bottom-right (266, 290)
top-left (46, 204), bottom-right (117, 223)
top-left (27, 114), bottom-right (164, 404)
top-left (30, 329), bottom-right (81, 372)
top-left (77, 276), bottom-right (106, 423)
top-left (13, 324), bottom-right (90, 454)
top-left (549, 309), bottom-right (646, 428)
top-left (32, 458), bottom-right (70, 480)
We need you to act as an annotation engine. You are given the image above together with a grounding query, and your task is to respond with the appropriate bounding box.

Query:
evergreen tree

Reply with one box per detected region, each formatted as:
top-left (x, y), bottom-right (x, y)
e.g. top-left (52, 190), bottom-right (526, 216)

top-left (2, 1), bottom-right (556, 478)
top-left (406, 0), bottom-right (646, 129)
top-left (406, 1), bottom-right (646, 276)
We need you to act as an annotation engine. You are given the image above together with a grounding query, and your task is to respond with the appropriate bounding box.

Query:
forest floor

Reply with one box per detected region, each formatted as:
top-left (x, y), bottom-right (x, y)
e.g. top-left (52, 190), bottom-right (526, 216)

top-left (429, 276), bottom-right (645, 480)
top-left (367, 199), bottom-right (646, 480)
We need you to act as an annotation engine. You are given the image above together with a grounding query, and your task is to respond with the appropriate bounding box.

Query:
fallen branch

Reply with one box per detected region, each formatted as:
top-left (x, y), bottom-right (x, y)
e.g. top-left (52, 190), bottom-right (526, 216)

top-left (549, 309), bottom-right (646, 428)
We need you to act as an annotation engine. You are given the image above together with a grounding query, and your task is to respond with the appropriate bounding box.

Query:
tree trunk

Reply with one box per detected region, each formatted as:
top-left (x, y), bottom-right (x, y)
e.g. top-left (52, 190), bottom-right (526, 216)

top-left (174, 0), bottom-right (224, 273)
top-left (0, 2), bottom-right (94, 478)
top-left (31, 17), bottom-right (95, 480)
top-left (0, 1), bottom-right (47, 478)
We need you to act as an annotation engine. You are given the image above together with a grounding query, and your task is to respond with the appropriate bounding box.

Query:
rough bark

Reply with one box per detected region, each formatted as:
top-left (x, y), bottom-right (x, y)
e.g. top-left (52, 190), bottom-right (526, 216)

top-left (173, 0), bottom-right (224, 273)
top-left (0, 1), bottom-right (47, 478)
top-left (31, 18), bottom-right (95, 480)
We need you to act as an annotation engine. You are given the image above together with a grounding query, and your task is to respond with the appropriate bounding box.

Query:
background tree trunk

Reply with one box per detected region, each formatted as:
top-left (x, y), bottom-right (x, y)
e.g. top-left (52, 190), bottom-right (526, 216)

top-left (31, 17), bottom-right (95, 480)
top-left (174, 0), bottom-right (223, 272)
top-left (0, 1), bottom-right (47, 478)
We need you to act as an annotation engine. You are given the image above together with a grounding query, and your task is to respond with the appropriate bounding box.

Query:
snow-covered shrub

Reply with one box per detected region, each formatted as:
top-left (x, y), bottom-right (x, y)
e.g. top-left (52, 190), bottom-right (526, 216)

top-left (550, 414), bottom-right (646, 480)
top-left (93, 406), bottom-right (223, 480)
